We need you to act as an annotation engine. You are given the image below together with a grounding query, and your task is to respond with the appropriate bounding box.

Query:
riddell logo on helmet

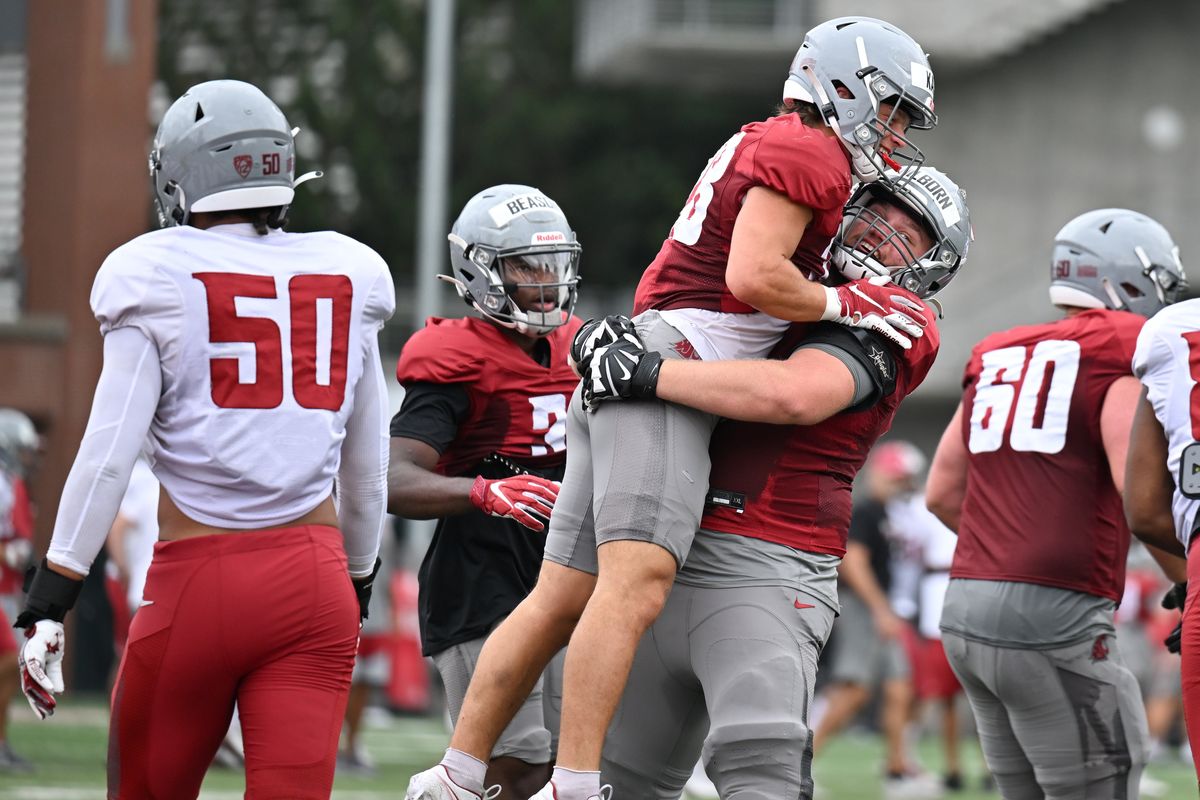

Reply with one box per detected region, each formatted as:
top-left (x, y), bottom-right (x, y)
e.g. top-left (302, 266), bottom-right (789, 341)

top-left (532, 232), bottom-right (567, 244)
top-left (233, 155), bottom-right (253, 179)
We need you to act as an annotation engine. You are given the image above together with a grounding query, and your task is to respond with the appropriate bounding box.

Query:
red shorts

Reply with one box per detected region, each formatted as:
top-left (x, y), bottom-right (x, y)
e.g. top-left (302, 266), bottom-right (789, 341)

top-left (915, 637), bottom-right (961, 700)
top-left (1182, 540), bottom-right (1200, 779)
top-left (107, 525), bottom-right (359, 800)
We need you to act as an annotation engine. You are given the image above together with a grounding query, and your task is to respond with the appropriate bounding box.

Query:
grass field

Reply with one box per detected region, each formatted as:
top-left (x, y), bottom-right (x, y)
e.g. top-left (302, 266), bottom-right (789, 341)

top-left (0, 698), bottom-right (1194, 798)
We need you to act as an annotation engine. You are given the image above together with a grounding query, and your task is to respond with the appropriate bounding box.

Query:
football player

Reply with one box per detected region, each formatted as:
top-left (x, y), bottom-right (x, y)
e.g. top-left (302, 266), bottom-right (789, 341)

top-left (15, 80), bottom-right (394, 797)
top-left (589, 166), bottom-right (968, 799)
top-left (0, 409), bottom-right (36, 773)
top-left (407, 17), bottom-right (939, 800)
top-left (1125, 290), bottom-right (1200, 777)
top-left (389, 185), bottom-right (582, 797)
top-left (925, 209), bottom-right (1188, 798)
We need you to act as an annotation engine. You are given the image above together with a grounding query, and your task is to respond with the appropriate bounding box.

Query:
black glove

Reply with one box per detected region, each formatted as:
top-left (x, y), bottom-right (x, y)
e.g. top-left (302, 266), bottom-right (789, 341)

top-left (1163, 581), bottom-right (1187, 655)
top-left (582, 338), bottom-right (663, 411)
top-left (569, 315), bottom-right (640, 378)
top-left (351, 558), bottom-right (383, 622)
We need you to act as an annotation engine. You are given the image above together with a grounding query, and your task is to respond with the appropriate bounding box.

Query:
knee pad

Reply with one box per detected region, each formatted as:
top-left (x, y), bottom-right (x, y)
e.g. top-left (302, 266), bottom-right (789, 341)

top-left (705, 719), bottom-right (812, 797)
top-left (601, 754), bottom-right (688, 800)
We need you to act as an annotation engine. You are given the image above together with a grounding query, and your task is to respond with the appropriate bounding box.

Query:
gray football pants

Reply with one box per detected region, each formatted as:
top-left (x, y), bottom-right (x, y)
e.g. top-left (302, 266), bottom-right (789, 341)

top-left (942, 631), bottom-right (1149, 800)
top-left (602, 581), bottom-right (835, 800)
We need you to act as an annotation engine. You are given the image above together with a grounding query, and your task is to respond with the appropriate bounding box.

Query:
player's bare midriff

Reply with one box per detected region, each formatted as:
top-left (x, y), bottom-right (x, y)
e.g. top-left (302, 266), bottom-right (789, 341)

top-left (157, 489), bottom-right (340, 541)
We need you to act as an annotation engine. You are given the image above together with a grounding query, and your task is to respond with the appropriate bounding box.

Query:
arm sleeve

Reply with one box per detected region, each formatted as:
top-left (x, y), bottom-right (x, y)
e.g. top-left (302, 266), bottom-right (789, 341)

top-left (337, 333), bottom-right (390, 578)
top-left (794, 322), bottom-right (897, 412)
top-left (46, 327), bottom-right (161, 575)
top-left (388, 382), bottom-right (471, 453)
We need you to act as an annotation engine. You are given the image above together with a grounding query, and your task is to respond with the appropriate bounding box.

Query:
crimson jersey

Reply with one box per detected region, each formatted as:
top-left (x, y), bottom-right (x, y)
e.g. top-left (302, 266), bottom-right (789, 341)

top-left (701, 296), bottom-right (940, 556)
top-left (634, 114), bottom-right (851, 315)
top-left (951, 309), bottom-right (1144, 602)
top-left (395, 316), bottom-right (583, 476)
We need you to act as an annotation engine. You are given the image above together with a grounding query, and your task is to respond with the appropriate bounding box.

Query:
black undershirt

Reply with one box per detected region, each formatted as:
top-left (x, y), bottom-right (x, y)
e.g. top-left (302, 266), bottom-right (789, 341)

top-left (391, 382), bottom-right (564, 656)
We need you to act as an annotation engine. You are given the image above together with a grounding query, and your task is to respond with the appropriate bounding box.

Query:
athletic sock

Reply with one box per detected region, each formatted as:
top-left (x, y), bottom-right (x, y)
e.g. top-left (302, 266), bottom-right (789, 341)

top-left (552, 766), bottom-right (602, 798)
top-left (441, 748), bottom-right (487, 793)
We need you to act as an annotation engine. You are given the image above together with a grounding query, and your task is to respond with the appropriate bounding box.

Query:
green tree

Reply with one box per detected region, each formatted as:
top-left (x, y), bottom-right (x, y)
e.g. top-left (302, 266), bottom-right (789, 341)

top-left (158, 0), bottom-right (772, 305)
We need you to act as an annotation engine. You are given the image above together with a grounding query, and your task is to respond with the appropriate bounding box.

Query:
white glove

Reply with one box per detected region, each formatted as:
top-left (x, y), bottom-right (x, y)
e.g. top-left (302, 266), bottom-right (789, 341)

top-left (821, 276), bottom-right (926, 350)
top-left (19, 620), bottom-right (65, 720)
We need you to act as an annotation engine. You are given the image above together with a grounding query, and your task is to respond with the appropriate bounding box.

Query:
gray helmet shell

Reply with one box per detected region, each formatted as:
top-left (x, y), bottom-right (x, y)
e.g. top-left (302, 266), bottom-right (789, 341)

top-left (783, 16), bottom-right (936, 182)
top-left (445, 184), bottom-right (581, 336)
top-left (151, 80), bottom-right (300, 227)
top-left (0, 408), bottom-right (36, 475)
top-left (833, 166), bottom-right (971, 299)
top-left (1049, 209), bottom-right (1186, 317)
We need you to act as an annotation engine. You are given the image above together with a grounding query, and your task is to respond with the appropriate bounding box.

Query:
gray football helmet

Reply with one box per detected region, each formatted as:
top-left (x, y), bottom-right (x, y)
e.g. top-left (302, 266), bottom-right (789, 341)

top-left (150, 80), bottom-right (321, 228)
top-left (833, 166), bottom-right (971, 299)
top-left (0, 409), bottom-right (37, 476)
top-left (783, 16), bottom-right (936, 182)
top-left (1049, 209), bottom-right (1186, 317)
top-left (444, 185), bottom-right (581, 336)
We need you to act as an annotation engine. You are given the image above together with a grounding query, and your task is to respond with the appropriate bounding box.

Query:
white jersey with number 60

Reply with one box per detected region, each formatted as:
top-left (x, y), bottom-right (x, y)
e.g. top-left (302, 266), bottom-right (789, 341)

top-left (1133, 298), bottom-right (1200, 549)
top-left (90, 223), bottom-right (395, 529)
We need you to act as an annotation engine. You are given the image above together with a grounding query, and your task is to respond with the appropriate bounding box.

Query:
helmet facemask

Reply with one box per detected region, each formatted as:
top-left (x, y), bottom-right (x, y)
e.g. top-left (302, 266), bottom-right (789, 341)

top-left (832, 168), bottom-right (970, 300)
top-left (446, 234), bottom-right (581, 337)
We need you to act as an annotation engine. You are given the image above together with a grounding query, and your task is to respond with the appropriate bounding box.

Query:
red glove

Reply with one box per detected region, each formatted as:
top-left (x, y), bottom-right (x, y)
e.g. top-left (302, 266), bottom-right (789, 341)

top-left (821, 276), bottom-right (926, 350)
top-left (469, 474), bottom-right (559, 532)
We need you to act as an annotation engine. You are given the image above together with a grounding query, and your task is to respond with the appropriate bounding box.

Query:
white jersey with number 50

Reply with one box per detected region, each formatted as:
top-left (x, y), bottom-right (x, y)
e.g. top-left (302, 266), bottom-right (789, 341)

top-left (1133, 298), bottom-right (1200, 549)
top-left (90, 223), bottom-right (395, 529)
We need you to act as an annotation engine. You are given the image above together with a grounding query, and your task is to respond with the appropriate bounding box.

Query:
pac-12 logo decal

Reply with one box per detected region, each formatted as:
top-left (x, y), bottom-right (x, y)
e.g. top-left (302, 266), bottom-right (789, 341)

top-left (233, 155), bottom-right (253, 179)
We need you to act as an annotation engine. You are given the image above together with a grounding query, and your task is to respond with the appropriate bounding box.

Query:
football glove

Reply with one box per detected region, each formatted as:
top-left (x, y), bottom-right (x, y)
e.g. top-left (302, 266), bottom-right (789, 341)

top-left (470, 474), bottom-right (559, 532)
top-left (582, 338), bottom-right (663, 411)
top-left (351, 558), bottom-right (383, 622)
top-left (1163, 581), bottom-right (1186, 654)
top-left (569, 315), bottom-right (641, 378)
top-left (821, 276), bottom-right (926, 351)
top-left (19, 620), bottom-right (64, 720)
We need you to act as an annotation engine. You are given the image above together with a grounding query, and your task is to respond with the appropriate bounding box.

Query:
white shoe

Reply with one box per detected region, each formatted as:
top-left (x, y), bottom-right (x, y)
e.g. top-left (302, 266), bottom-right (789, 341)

top-left (406, 765), bottom-right (499, 800)
top-left (883, 772), bottom-right (944, 799)
top-left (527, 782), bottom-right (613, 800)
top-left (1139, 772), bottom-right (1170, 798)
top-left (684, 761), bottom-right (719, 799)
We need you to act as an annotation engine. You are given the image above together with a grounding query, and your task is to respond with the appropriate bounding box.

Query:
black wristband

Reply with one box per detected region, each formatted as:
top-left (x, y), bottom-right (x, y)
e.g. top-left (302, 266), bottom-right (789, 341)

top-left (631, 352), bottom-right (663, 399)
top-left (15, 559), bottom-right (83, 628)
top-left (351, 557), bottom-right (383, 621)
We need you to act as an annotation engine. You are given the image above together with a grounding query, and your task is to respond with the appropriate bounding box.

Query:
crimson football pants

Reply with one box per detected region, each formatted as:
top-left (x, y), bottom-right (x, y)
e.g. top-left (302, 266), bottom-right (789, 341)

top-left (107, 525), bottom-right (359, 799)
top-left (1183, 540), bottom-right (1200, 783)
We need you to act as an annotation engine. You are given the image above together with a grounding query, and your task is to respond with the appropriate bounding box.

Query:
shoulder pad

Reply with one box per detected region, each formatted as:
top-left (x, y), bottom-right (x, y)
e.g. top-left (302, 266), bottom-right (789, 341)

top-left (396, 318), bottom-right (488, 385)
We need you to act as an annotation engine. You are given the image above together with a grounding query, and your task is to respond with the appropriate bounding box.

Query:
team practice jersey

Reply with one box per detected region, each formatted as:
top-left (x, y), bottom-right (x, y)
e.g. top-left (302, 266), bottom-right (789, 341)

top-left (90, 223), bottom-right (395, 528)
top-left (701, 292), bottom-right (940, 556)
top-left (1133, 299), bottom-right (1200, 550)
top-left (952, 309), bottom-right (1144, 601)
top-left (393, 316), bottom-right (582, 654)
top-left (634, 114), bottom-right (851, 317)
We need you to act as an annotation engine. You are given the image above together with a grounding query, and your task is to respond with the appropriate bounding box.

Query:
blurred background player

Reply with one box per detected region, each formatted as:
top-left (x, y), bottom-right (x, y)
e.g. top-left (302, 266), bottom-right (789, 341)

top-left (408, 18), bottom-right (939, 800)
top-left (390, 184), bottom-right (582, 798)
top-left (103, 457), bottom-right (158, 663)
top-left (0, 409), bottom-right (36, 773)
top-left (927, 208), bottom-right (1188, 798)
top-left (1126, 282), bottom-right (1200, 782)
top-left (338, 525), bottom-right (395, 777)
top-left (812, 440), bottom-right (935, 797)
top-left (14, 79), bottom-right (394, 798)
top-left (593, 166), bottom-right (969, 799)
top-left (885, 474), bottom-right (976, 793)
